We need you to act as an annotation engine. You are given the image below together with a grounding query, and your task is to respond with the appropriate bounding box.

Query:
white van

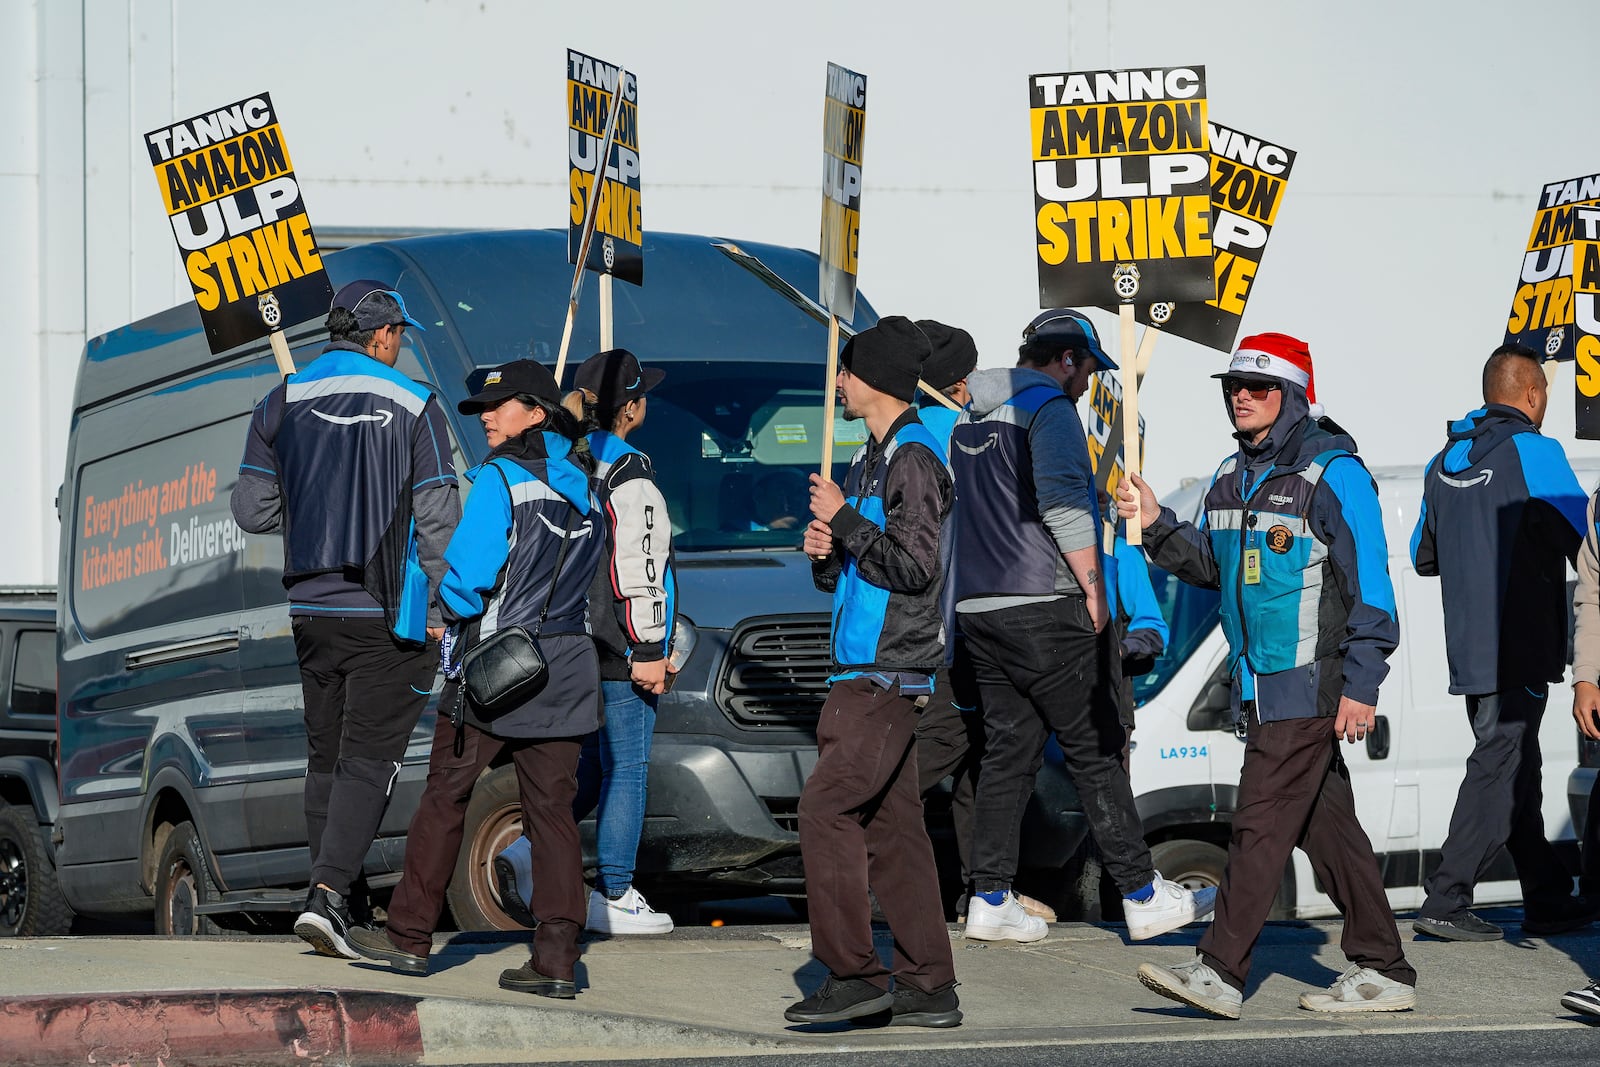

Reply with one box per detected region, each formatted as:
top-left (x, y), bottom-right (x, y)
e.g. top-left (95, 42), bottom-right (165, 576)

top-left (1127, 460), bottom-right (1598, 919)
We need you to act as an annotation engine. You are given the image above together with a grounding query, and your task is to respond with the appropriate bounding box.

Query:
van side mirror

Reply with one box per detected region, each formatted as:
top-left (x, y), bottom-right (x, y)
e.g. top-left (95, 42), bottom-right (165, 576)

top-left (1186, 660), bottom-right (1234, 733)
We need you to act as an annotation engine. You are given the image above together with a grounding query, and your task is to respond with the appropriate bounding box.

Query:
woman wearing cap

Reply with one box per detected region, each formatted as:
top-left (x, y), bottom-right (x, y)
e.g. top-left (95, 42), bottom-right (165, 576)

top-left (345, 359), bottom-right (605, 1000)
top-left (563, 347), bottom-right (680, 935)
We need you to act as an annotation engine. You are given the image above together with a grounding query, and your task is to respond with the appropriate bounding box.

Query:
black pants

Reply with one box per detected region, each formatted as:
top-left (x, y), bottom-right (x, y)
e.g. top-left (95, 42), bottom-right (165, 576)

top-left (385, 707), bottom-right (585, 981)
top-left (1200, 714), bottom-right (1414, 991)
top-left (962, 598), bottom-right (1153, 895)
top-left (293, 615), bottom-right (436, 895)
top-left (1420, 688), bottom-right (1572, 920)
top-left (913, 643), bottom-right (983, 888)
top-left (798, 677), bottom-right (956, 994)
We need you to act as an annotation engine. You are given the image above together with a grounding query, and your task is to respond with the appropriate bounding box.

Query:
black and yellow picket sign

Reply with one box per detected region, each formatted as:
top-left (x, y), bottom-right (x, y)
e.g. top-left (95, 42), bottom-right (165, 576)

top-left (568, 49), bottom-right (642, 286)
top-left (1572, 204), bottom-right (1600, 437)
top-left (1087, 371), bottom-right (1146, 495)
top-left (1029, 66), bottom-right (1215, 307)
top-left (1505, 173), bottom-right (1600, 364)
top-left (1124, 123), bottom-right (1296, 353)
top-left (145, 93), bottom-right (333, 362)
top-left (820, 62), bottom-right (866, 324)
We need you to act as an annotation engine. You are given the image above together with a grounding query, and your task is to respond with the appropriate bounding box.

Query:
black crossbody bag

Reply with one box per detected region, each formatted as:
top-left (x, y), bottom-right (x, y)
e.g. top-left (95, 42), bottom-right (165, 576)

top-left (459, 468), bottom-right (580, 716)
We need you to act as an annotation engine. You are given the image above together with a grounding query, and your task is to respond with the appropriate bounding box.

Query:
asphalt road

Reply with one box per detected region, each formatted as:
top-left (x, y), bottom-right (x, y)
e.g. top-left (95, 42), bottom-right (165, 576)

top-left (520, 1026), bottom-right (1600, 1067)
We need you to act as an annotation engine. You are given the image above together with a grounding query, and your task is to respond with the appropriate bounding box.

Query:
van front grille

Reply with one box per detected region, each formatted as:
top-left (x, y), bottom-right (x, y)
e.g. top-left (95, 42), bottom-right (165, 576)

top-left (716, 616), bottom-right (831, 725)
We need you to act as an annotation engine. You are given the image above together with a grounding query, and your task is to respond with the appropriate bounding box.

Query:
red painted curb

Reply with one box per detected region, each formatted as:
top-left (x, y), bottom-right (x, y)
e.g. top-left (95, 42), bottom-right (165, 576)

top-left (0, 989), bottom-right (423, 1066)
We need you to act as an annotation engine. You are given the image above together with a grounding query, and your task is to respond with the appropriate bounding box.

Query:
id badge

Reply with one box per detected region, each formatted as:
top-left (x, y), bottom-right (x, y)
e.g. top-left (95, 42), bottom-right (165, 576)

top-left (1243, 548), bottom-right (1262, 585)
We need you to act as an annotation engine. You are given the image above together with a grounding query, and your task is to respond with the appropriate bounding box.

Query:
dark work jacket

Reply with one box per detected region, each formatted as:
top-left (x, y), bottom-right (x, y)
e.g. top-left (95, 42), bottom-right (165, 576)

top-left (237, 342), bottom-right (456, 642)
top-left (813, 408), bottom-right (953, 674)
top-left (1411, 404), bottom-right (1586, 694)
top-left (439, 429), bottom-right (603, 738)
top-left (1143, 414), bottom-right (1399, 722)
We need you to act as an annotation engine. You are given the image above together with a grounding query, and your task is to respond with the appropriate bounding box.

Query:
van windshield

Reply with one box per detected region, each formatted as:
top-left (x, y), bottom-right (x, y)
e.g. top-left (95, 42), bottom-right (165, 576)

top-left (1131, 477), bottom-right (1221, 705)
top-left (616, 361), bottom-right (852, 552)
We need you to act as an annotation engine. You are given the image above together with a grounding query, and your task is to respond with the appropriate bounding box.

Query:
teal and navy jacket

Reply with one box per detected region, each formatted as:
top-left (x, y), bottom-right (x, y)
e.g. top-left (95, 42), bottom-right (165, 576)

top-left (812, 407), bottom-right (954, 676)
top-left (1142, 414), bottom-right (1398, 722)
top-left (1411, 404), bottom-right (1585, 695)
top-left (233, 342), bottom-right (458, 643)
top-left (439, 429), bottom-right (602, 641)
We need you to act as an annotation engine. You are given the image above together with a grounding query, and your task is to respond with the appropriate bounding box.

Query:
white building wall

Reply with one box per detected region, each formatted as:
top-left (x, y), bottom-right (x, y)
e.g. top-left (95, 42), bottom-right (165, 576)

top-left (5, 0), bottom-right (1600, 584)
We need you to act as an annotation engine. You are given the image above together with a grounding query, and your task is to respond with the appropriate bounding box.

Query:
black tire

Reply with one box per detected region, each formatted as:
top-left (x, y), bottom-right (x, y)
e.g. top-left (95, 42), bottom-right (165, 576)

top-left (0, 803), bottom-right (73, 936)
top-left (1150, 836), bottom-right (1291, 919)
top-left (152, 821), bottom-right (223, 936)
top-left (448, 765), bottom-right (527, 932)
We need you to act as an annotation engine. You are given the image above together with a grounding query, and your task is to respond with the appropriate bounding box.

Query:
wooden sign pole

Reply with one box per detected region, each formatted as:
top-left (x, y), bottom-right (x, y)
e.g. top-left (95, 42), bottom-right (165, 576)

top-left (1119, 304), bottom-right (1142, 546)
top-left (599, 274), bottom-right (614, 351)
top-left (821, 314), bottom-right (841, 480)
top-left (268, 330), bottom-right (296, 379)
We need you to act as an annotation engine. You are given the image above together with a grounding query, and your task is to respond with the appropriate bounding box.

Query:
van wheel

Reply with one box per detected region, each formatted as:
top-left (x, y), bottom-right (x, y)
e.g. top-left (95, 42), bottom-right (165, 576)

top-left (1151, 839), bottom-right (1228, 893)
top-left (448, 766), bottom-right (526, 932)
top-left (153, 821), bottom-right (223, 936)
top-left (0, 804), bottom-right (73, 936)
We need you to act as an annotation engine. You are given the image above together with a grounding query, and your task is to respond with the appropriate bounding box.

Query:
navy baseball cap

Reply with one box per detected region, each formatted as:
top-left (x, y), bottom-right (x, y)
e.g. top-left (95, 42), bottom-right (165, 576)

top-left (331, 279), bottom-right (425, 332)
top-left (458, 360), bottom-right (562, 414)
top-left (1020, 308), bottom-right (1115, 371)
top-left (575, 348), bottom-right (665, 409)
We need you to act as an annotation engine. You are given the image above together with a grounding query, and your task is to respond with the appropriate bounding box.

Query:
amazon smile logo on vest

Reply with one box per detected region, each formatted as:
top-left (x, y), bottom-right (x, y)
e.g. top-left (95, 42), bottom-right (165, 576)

top-left (1439, 469), bottom-right (1493, 489)
top-left (538, 514), bottom-right (595, 539)
top-left (312, 408), bottom-right (393, 427)
top-left (955, 432), bottom-right (1000, 455)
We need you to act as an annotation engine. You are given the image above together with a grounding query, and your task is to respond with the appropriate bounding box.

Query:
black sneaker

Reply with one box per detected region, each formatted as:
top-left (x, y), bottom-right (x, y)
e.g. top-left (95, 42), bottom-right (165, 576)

top-left (1412, 911), bottom-right (1502, 942)
top-left (295, 886), bottom-right (360, 959)
top-left (498, 961), bottom-right (577, 999)
top-left (784, 976), bottom-right (894, 1024)
top-left (889, 983), bottom-right (963, 1028)
top-left (348, 926), bottom-right (427, 976)
top-left (1525, 896), bottom-right (1600, 937)
top-left (1561, 979), bottom-right (1600, 1018)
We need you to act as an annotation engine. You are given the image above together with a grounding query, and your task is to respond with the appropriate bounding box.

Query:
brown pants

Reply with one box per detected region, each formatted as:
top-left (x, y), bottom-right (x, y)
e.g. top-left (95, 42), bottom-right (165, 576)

top-left (798, 677), bottom-right (956, 994)
top-left (384, 710), bottom-right (585, 982)
top-left (1199, 714), bottom-right (1415, 992)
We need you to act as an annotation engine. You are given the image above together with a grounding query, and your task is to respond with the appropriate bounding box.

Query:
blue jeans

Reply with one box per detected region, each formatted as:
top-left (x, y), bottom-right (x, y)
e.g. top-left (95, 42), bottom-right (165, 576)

top-left (574, 680), bottom-right (657, 896)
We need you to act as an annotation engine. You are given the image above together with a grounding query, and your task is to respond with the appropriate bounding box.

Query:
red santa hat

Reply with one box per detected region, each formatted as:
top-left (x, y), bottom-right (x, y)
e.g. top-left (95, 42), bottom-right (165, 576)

top-left (1215, 332), bottom-right (1322, 419)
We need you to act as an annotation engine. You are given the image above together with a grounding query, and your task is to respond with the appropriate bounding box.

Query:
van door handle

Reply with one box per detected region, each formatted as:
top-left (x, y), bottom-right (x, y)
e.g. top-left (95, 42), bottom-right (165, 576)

top-left (125, 631), bottom-right (241, 670)
top-left (1365, 714), bottom-right (1391, 761)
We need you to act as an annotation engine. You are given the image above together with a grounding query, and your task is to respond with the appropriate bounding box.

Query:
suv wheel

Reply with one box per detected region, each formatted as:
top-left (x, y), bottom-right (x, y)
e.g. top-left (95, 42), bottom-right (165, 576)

top-left (153, 821), bottom-right (223, 936)
top-left (448, 765), bottom-right (528, 932)
top-left (0, 803), bottom-right (72, 936)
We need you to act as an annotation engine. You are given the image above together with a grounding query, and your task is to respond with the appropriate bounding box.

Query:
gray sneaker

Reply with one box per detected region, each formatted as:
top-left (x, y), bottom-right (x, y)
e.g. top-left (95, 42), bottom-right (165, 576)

top-left (1299, 965), bottom-right (1416, 1013)
top-left (1412, 911), bottom-right (1502, 942)
top-left (1137, 956), bottom-right (1242, 1020)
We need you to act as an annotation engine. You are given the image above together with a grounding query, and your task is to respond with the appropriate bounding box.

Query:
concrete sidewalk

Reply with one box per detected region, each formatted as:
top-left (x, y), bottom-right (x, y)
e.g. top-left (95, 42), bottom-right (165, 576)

top-left (2, 917), bottom-right (1598, 1065)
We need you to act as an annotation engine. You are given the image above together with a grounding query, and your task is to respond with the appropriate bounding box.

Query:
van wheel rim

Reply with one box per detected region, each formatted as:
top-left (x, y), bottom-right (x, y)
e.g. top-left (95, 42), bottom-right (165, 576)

top-left (163, 861), bottom-right (199, 934)
top-left (0, 838), bottom-right (25, 930)
top-left (468, 807), bottom-right (524, 929)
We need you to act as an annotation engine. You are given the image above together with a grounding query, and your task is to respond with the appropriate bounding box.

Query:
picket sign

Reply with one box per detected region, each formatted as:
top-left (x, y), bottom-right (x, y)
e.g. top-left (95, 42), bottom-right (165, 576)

top-left (554, 64), bottom-right (628, 386)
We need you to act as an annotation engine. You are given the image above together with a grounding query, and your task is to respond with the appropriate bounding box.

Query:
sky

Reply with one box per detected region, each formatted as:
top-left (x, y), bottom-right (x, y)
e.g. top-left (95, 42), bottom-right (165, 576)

top-left (96, 0), bottom-right (1600, 492)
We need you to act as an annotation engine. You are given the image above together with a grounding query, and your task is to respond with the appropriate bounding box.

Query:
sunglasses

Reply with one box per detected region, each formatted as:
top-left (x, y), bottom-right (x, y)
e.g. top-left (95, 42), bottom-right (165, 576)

top-left (1222, 378), bottom-right (1281, 400)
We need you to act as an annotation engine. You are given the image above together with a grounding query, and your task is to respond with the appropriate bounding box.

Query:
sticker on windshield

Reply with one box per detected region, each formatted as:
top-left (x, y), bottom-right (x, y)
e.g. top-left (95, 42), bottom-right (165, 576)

top-left (834, 424), bottom-right (868, 446)
top-left (774, 424), bottom-right (809, 444)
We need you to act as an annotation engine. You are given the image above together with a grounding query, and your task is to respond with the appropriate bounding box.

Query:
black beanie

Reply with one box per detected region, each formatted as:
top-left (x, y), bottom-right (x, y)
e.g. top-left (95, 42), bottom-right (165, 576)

top-left (916, 319), bottom-right (978, 391)
top-left (840, 315), bottom-right (929, 402)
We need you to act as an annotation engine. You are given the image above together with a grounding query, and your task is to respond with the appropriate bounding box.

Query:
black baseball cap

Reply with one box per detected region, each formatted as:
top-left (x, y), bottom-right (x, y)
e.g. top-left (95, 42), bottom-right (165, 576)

top-left (458, 360), bottom-right (562, 414)
top-left (574, 348), bottom-right (665, 409)
top-left (1020, 308), bottom-right (1115, 371)
top-left (330, 279), bottom-right (425, 332)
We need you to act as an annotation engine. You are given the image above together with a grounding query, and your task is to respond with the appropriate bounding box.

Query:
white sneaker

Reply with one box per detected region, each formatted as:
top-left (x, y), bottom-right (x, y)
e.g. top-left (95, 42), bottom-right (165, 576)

top-left (492, 836), bottom-right (537, 928)
top-left (585, 886), bottom-right (674, 935)
top-left (1138, 956), bottom-right (1242, 1019)
top-left (1124, 873), bottom-right (1216, 941)
top-left (964, 891), bottom-right (1049, 943)
top-left (1298, 965), bottom-right (1416, 1013)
